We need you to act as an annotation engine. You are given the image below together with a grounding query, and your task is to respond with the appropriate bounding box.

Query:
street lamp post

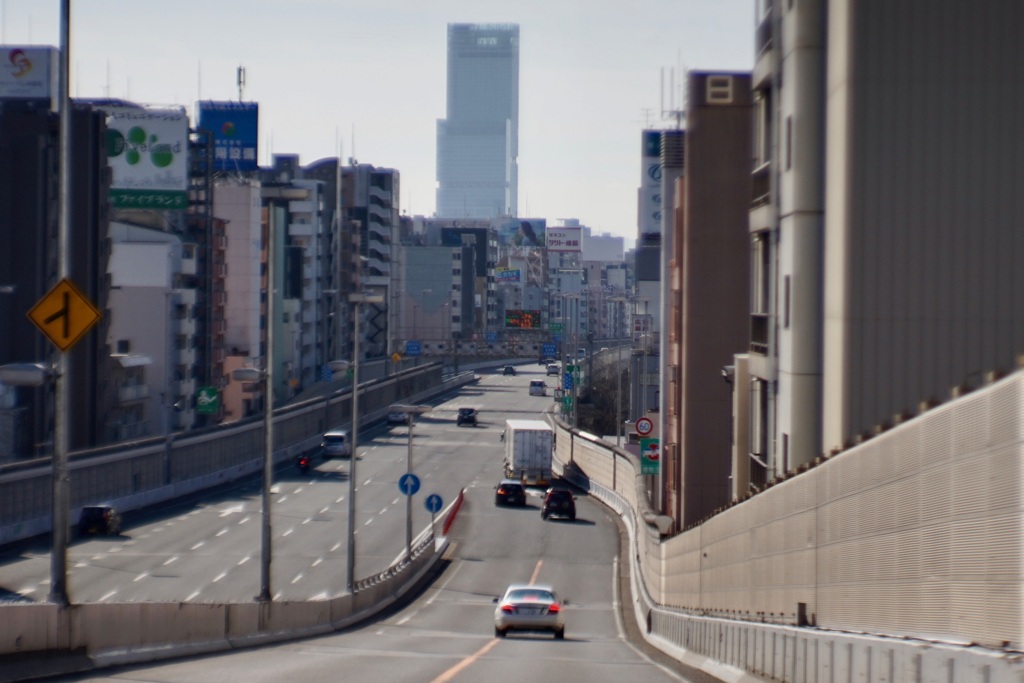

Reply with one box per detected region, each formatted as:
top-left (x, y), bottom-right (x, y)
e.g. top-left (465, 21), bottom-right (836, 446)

top-left (346, 291), bottom-right (384, 592)
top-left (231, 365), bottom-right (272, 601)
top-left (389, 403), bottom-right (432, 562)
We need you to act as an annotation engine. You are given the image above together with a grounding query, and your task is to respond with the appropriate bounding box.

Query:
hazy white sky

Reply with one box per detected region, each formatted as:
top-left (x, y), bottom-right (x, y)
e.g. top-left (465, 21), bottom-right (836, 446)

top-left (3, 0), bottom-right (754, 244)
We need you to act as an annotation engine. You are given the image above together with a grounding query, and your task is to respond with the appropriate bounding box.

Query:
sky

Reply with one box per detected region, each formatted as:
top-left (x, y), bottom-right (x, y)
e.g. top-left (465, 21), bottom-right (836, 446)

top-left (2, 0), bottom-right (754, 245)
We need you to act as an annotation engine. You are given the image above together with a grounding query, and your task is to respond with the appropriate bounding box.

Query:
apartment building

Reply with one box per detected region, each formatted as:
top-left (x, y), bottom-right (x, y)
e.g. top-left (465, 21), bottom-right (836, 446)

top-left (738, 0), bottom-right (1024, 490)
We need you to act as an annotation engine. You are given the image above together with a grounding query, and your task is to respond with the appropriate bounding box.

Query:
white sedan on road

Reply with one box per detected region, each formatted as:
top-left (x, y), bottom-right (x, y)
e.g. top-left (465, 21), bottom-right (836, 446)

top-left (493, 584), bottom-right (566, 639)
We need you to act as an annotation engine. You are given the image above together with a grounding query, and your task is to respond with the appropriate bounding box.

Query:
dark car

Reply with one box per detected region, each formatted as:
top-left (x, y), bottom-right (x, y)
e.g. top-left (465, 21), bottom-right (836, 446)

top-left (541, 488), bottom-right (576, 521)
top-left (502, 365), bottom-right (517, 376)
top-left (494, 479), bottom-right (527, 506)
top-left (457, 407), bottom-right (478, 426)
top-left (78, 505), bottom-right (121, 536)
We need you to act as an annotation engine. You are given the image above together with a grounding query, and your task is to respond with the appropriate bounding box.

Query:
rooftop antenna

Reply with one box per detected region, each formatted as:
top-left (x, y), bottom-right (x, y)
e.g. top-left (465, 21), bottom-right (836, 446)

top-left (660, 60), bottom-right (687, 129)
top-left (237, 65), bottom-right (246, 102)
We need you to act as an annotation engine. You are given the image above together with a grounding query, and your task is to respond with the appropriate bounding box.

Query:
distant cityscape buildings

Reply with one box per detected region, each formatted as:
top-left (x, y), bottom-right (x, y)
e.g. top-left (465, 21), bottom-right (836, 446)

top-left (435, 23), bottom-right (519, 219)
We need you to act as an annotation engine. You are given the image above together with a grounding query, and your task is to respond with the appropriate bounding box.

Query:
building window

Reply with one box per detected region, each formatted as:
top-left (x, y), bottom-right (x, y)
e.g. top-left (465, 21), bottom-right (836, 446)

top-left (751, 232), bottom-right (771, 314)
top-left (785, 115), bottom-right (792, 170)
top-left (753, 89), bottom-right (773, 168)
top-left (116, 339), bottom-right (130, 354)
top-left (783, 275), bottom-right (791, 328)
top-left (706, 75), bottom-right (734, 104)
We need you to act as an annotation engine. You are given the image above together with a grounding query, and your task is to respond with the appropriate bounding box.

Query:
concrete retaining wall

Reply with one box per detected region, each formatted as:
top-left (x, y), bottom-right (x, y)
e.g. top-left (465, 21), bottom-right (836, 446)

top-left (549, 372), bottom-right (1024, 683)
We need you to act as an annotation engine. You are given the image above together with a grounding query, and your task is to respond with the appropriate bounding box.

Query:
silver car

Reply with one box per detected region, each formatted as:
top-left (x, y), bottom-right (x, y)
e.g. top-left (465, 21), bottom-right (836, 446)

top-left (493, 584), bottom-right (566, 639)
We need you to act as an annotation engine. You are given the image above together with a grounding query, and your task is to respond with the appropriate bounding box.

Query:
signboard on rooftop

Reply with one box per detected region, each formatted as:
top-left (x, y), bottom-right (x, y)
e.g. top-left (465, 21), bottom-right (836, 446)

top-left (100, 104), bottom-right (189, 210)
top-left (0, 46), bottom-right (58, 106)
top-left (197, 101), bottom-right (259, 172)
top-left (545, 226), bottom-right (582, 253)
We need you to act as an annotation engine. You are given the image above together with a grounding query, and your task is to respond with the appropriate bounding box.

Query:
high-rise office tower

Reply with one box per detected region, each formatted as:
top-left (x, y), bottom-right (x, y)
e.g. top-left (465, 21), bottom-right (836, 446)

top-left (436, 23), bottom-right (519, 219)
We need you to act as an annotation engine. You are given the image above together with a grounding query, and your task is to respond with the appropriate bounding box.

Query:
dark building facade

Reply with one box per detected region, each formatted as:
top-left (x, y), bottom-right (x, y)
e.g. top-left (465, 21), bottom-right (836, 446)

top-left (0, 100), bottom-right (110, 456)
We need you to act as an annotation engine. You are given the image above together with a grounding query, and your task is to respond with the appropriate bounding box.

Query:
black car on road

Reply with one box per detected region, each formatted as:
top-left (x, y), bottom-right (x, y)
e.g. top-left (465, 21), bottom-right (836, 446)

top-left (78, 504), bottom-right (122, 536)
top-left (541, 488), bottom-right (576, 521)
top-left (494, 479), bottom-right (527, 506)
top-left (457, 407), bottom-right (478, 426)
top-left (502, 365), bottom-right (517, 376)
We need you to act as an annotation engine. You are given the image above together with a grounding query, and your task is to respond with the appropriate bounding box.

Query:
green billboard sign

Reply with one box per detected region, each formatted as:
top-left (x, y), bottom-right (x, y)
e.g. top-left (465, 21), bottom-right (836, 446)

top-left (196, 386), bottom-right (219, 415)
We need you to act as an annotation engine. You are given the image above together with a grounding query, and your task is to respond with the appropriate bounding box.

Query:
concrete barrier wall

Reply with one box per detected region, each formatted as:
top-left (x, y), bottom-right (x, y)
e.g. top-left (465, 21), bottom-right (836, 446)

top-left (0, 527), bottom-right (452, 672)
top-left (549, 372), bottom-right (1024, 682)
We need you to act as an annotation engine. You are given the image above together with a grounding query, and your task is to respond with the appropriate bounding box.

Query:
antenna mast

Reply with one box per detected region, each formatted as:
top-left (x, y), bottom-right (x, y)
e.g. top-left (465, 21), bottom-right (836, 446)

top-left (237, 65), bottom-right (246, 101)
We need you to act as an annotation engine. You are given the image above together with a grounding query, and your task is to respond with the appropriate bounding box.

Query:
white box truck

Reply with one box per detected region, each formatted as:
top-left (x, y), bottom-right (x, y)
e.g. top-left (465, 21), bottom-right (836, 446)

top-left (504, 419), bottom-right (554, 486)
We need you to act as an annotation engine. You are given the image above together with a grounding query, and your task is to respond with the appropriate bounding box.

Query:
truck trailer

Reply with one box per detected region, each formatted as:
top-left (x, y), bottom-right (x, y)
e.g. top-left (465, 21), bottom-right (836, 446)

top-left (504, 419), bottom-right (554, 486)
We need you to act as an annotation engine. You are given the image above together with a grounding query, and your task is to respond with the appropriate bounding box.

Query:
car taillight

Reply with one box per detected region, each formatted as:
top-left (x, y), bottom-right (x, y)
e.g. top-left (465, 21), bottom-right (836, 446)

top-left (547, 603), bottom-right (561, 614)
top-left (501, 604), bottom-right (515, 613)
top-left (497, 487), bottom-right (506, 494)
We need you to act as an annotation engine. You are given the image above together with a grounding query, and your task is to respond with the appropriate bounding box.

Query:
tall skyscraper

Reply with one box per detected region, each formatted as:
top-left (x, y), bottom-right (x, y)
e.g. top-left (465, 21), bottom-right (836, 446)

top-left (436, 23), bottom-right (519, 219)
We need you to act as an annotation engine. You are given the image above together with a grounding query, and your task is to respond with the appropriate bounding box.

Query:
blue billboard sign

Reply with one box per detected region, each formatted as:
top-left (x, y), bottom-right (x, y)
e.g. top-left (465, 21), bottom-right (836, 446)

top-left (197, 101), bottom-right (259, 171)
top-left (542, 343), bottom-right (557, 357)
top-left (405, 340), bottom-right (422, 356)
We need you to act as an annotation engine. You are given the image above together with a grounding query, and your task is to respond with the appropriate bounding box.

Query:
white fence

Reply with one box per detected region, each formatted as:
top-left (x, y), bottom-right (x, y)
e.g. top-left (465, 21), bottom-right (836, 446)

top-left (551, 369), bottom-right (1024, 682)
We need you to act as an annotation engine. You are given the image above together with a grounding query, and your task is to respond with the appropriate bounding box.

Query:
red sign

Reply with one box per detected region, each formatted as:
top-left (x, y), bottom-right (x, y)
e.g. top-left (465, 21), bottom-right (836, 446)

top-left (636, 417), bottom-right (653, 436)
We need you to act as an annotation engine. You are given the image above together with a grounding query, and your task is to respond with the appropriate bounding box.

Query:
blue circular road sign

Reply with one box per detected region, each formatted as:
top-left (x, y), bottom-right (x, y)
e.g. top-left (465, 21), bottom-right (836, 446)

top-left (398, 473), bottom-right (421, 496)
top-left (425, 493), bottom-right (443, 513)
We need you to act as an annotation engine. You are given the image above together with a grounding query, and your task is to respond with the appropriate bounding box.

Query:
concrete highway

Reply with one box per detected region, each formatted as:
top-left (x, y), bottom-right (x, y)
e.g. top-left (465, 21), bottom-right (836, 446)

top-left (1, 364), bottom-right (717, 682)
top-left (0, 366), bottom-right (536, 603)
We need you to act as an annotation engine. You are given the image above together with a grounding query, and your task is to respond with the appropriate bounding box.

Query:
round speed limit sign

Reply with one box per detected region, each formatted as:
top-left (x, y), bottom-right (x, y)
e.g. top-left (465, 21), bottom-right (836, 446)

top-left (636, 417), bottom-right (653, 436)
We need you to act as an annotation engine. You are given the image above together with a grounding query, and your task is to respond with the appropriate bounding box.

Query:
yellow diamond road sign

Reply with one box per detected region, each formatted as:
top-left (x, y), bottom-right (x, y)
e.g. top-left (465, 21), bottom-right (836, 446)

top-left (391, 352), bottom-right (402, 363)
top-left (27, 278), bottom-right (102, 352)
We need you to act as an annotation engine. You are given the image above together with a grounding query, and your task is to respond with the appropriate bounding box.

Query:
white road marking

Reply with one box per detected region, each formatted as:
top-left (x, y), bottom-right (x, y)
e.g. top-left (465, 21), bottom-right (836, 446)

top-left (239, 515), bottom-right (251, 524)
top-left (283, 528), bottom-right (294, 537)
top-left (163, 556), bottom-right (178, 566)
top-left (185, 590), bottom-right (200, 602)
top-left (133, 572), bottom-right (148, 582)
top-left (291, 573), bottom-right (304, 584)
top-left (335, 497), bottom-right (344, 504)
top-left (279, 496), bottom-right (289, 504)
top-left (392, 498), bottom-right (400, 505)
top-left (99, 590), bottom-right (118, 602)
top-left (216, 528), bottom-right (229, 537)
top-left (319, 506), bottom-right (329, 514)
top-left (108, 547), bottom-right (122, 553)
top-left (379, 507), bottom-right (388, 515)
top-left (212, 571), bottom-right (227, 583)
top-left (312, 558), bottom-right (323, 567)
top-left (294, 487), bottom-right (304, 493)
top-left (330, 542), bottom-right (341, 552)
top-left (363, 478), bottom-right (372, 485)
top-left (238, 555), bottom-right (250, 566)
top-left (219, 504), bottom-right (244, 517)
top-left (302, 517), bottom-right (312, 525)
top-left (190, 542), bottom-right (204, 550)
top-left (364, 518), bottom-right (374, 526)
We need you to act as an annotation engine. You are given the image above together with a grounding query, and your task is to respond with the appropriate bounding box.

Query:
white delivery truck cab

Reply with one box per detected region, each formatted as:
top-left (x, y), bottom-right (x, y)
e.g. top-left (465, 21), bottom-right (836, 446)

top-left (504, 419), bottom-right (554, 486)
